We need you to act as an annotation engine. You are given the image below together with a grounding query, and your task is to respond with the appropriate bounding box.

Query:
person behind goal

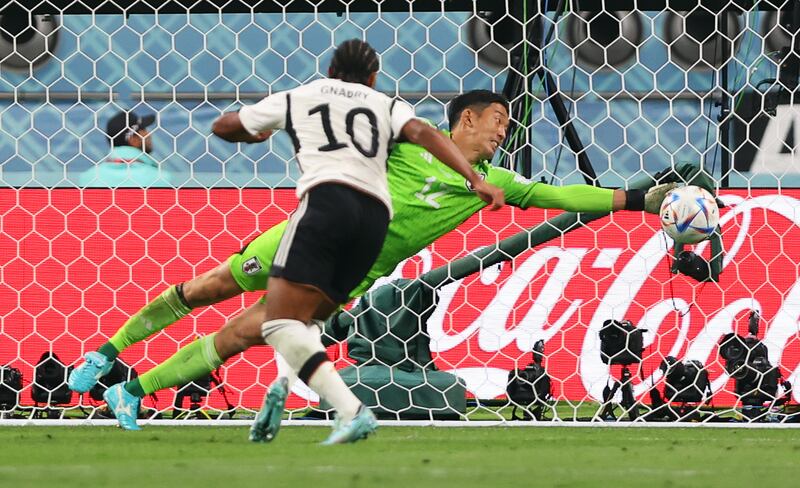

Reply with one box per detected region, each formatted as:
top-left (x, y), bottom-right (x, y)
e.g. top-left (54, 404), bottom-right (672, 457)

top-left (80, 39), bottom-right (504, 442)
top-left (69, 87), bottom-right (670, 439)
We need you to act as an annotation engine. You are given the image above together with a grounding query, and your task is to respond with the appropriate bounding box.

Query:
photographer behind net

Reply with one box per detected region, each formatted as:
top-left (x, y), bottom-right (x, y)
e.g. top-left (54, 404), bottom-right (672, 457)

top-left (718, 311), bottom-right (792, 421)
top-left (506, 339), bottom-right (554, 421)
top-left (597, 319), bottom-right (645, 422)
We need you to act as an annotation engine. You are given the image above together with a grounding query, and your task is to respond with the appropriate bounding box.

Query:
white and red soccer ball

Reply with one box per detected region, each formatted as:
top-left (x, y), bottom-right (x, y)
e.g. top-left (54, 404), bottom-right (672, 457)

top-left (659, 185), bottom-right (719, 244)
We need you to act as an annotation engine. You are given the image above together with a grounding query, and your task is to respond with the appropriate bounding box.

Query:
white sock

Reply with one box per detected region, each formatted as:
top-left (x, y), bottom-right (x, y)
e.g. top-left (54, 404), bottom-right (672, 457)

top-left (263, 318), bottom-right (360, 422)
top-left (307, 361), bottom-right (361, 423)
top-left (274, 320), bottom-right (324, 390)
top-left (274, 353), bottom-right (299, 388)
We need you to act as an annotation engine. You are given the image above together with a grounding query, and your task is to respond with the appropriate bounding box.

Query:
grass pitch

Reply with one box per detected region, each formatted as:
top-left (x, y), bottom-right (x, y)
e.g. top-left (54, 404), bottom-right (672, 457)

top-left (1, 426), bottom-right (799, 487)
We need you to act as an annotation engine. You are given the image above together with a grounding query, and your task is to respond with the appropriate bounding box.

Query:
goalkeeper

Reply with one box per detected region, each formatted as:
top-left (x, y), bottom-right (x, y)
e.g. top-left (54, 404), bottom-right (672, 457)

top-left (69, 90), bottom-right (670, 431)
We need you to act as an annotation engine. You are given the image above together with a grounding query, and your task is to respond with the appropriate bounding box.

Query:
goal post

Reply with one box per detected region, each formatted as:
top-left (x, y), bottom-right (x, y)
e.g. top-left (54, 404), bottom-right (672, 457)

top-left (2, 1), bottom-right (800, 425)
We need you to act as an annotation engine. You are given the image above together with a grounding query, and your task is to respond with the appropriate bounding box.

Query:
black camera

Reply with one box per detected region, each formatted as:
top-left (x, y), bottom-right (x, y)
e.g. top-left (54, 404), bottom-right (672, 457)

top-left (31, 352), bottom-right (73, 406)
top-left (599, 320), bottom-right (644, 365)
top-left (718, 311), bottom-right (780, 408)
top-left (671, 233), bottom-right (723, 283)
top-left (0, 365), bottom-right (22, 411)
top-left (674, 251), bottom-right (714, 282)
top-left (174, 374), bottom-right (212, 412)
top-left (661, 356), bottom-right (710, 404)
top-left (506, 340), bottom-right (552, 420)
top-left (721, 338), bottom-right (780, 406)
top-left (598, 320), bottom-right (644, 421)
top-left (642, 356), bottom-right (711, 422)
top-left (507, 363), bottom-right (550, 406)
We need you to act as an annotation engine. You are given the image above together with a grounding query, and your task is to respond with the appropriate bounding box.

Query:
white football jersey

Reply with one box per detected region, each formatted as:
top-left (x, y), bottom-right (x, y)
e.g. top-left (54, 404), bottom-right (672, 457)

top-left (239, 78), bottom-right (417, 214)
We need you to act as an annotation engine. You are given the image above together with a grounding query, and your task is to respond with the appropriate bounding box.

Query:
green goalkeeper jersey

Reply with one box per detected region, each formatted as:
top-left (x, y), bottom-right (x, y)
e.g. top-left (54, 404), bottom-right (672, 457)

top-left (347, 136), bottom-right (615, 296)
top-left (229, 131), bottom-right (615, 299)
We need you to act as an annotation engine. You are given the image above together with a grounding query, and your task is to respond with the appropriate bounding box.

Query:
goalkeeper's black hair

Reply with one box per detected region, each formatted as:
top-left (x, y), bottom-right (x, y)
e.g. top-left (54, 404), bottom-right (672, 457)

top-left (448, 90), bottom-right (509, 129)
top-left (328, 39), bottom-right (380, 85)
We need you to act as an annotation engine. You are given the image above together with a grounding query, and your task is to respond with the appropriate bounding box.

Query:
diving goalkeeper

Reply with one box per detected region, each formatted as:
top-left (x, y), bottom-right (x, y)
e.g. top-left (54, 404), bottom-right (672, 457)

top-left (69, 90), bottom-right (671, 431)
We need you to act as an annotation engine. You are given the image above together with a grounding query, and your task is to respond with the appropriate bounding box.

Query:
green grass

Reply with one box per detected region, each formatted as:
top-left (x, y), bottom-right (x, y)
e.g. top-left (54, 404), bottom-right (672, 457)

top-left (1, 426), bottom-right (799, 487)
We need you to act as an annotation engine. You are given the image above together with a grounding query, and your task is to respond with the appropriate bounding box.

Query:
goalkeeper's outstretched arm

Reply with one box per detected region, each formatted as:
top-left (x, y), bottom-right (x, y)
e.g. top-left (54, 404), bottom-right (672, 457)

top-left (515, 181), bottom-right (673, 215)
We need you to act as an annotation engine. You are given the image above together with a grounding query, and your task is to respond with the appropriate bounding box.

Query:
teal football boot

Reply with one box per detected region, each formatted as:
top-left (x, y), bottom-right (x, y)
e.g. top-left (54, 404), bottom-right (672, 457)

top-left (103, 383), bottom-right (142, 431)
top-left (249, 377), bottom-right (289, 442)
top-left (68, 351), bottom-right (113, 393)
top-left (321, 405), bottom-right (377, 445)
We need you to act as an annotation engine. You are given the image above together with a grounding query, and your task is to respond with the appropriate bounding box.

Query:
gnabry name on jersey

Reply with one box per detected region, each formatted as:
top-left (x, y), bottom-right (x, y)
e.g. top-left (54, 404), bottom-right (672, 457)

top-left (320, 85), bottom-right (369, 99)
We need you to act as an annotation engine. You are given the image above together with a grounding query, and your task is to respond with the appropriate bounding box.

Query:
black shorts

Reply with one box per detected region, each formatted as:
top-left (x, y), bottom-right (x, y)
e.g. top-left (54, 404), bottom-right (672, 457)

top-left (269, 183), bottom-right (390, 304)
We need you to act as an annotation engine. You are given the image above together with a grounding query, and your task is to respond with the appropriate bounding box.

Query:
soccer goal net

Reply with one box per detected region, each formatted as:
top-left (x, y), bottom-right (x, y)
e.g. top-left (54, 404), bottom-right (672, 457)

top-left (2, 0), bottom-right (800, 425)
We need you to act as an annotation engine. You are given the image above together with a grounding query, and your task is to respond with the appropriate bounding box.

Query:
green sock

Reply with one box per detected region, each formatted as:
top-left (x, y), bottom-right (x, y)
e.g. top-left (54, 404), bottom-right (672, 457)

top-left (125, 333), bottom-right (223, 397)
top-left (107, 285), bottom-right (192, 355)
top-left (97, 342), bottom-right (120, 362)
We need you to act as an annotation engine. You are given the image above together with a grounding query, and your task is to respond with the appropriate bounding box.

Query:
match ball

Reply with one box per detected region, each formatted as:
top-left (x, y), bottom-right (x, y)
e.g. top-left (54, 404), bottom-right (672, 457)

top-left (659, 185), bottom-right (719, 244)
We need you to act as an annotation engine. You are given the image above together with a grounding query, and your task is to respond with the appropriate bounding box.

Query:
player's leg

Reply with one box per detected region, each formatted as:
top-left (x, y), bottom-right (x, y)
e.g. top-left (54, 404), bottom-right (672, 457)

top-left (104, 298), bottom-right (269, 430)
top-left (250, 280), bottom-right (334, 442)
top-left (103, 265), bottom-right (325, 432)
top-left (272, 319), bottom-right (325, 386)
top-left (318, 196), bottom-right (389, 444)
top-left (69, 263), bottom-right (242, 393)
top-left (110, 262), bottom-right (243, 351)
top-left (257, 184), bottom-right (389, 444)
top-left (260, 279), bottom-right (347, 410)
top-left (70, 221), bottom-right (287, 393)
top-left (106, 279), bottom-right (334, 438)
top-left (259, 278), bottom-right (369, 429)
top-left (101, 287), bottom-right (332, 433)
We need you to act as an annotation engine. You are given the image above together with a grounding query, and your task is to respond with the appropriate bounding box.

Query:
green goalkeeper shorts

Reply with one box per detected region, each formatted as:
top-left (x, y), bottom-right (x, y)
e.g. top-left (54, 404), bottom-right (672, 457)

top-left (228, 220), bottom-right (288, 292)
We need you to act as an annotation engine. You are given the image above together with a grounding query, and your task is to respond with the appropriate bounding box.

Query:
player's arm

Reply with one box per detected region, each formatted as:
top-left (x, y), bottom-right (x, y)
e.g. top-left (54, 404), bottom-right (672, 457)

top-left (611, 185), bottom-right (675, 213)
top-left (213, 92), bottom-right (287, 144)
top-left (212, 112), bottom-right (272, 144)
top-left (493, 167), bottom-right (670, 214)
top-left (531, 184), bottom-right (621, 212)
top-left (400, 119), bottom-right (505, 210)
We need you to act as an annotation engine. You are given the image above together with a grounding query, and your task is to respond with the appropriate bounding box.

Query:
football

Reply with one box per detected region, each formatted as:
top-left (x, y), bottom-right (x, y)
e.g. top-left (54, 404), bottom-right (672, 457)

top-left (659, 185), bottom-right (719, 244)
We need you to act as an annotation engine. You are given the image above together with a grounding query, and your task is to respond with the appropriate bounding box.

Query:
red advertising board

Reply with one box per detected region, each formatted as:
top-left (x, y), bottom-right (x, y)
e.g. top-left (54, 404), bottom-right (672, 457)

top-left (2, 188), bottom-right (799, 410)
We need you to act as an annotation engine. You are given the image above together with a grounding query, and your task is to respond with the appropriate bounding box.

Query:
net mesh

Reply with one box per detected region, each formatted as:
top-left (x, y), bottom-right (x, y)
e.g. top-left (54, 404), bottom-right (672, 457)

top-left (2, 1), bottom-right (800, 423)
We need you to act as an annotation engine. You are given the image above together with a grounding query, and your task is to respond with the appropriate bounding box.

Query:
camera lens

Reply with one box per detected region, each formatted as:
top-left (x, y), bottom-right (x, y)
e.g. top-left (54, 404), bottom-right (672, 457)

top-left (750, 356), bottom-right (770, 373)
top-left (730, 359), bottom-right (748, 379)
top-left (720, 337), bottom-right (745, 361)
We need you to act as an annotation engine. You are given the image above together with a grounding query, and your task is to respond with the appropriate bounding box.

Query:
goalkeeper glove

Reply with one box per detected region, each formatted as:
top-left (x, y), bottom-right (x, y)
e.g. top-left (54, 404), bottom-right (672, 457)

top-left (644, 182), bottom-right (678, 214)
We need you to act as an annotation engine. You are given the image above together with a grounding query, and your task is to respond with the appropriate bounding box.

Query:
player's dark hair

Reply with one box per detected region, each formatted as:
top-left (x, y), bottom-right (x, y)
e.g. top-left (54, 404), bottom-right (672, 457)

top-left (447, 90), bottom-right (509, 129)
top-left (329, 39), bottom-right (380, 85)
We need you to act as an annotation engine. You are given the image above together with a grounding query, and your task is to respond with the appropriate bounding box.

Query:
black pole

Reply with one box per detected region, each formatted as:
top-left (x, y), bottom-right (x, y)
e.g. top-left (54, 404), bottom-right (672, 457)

top-left (540, 68), bottom-right (598, 185)
top-left (719, 11), bottom-right (732, 188)
top-left (521, 0), bottom-right (539, 179)
top-left (500, 1), bottom-right (533, 175)
top-left (778, 2), bottom-right (800, 103)
top-left (535, 0), bottom-right (597, 185)
top-left (499, 0), bottom-right (598, 184)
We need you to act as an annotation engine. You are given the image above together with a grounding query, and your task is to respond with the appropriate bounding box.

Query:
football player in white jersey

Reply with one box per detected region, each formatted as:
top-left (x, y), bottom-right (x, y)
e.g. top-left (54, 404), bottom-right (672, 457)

top-left (222, 39), bottom-right (504, 444)
top-left (98, 39), bottom-right (504, 441)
